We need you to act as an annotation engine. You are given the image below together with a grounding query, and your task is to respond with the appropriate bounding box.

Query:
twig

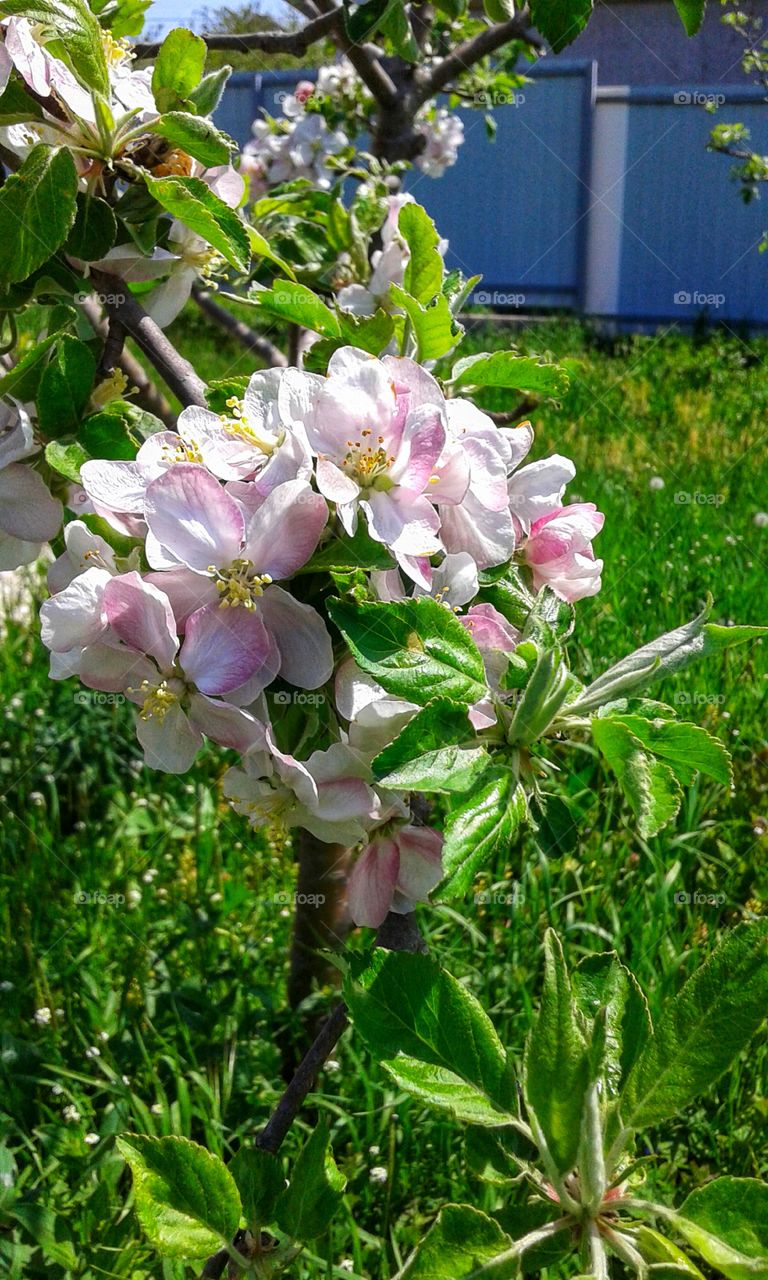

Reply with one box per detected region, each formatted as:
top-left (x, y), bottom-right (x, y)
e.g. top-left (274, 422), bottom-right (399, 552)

top-left (133, 10), bottom-right (337, 58)
top-left (96, 313), bottom-right (126, 381)
top-left (314, 0), bottom-right (399, 106)
top-left (79, 294), bottom-right (175, 426)
top-left (191, 286), bottom-right (288, 368)
top-left (487, 398), bottom-right (534, 425)
top-left (413, 12), bottom-right (542, 107)
top-left (91, 273), bottom-right (207, 408)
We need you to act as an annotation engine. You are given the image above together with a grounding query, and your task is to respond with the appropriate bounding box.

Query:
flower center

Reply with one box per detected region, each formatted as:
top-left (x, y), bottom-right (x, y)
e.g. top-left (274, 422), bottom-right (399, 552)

top-left (342, 429), bottom-right (395, 489)
top-left (219, 397), bottom-right (279, 456)
top-left (212, 558), bottom-right (272, 608)
top-left (136, 678), bottom-right (183, 722)
top-left (162, 438), bottom-right (203, 465)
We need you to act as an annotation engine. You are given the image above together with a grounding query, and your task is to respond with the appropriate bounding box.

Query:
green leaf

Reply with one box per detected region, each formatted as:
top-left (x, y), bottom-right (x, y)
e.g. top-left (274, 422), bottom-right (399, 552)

top-left (572, 952), bottom-right (652, 1097)
top-left (373, 698), bottom-right (489, 794)
top-left (228, 1147), bottom-right (284, 1232)
top-left (345, 951), bottom-right (513, 1117)
top-left (0, 0), bottom-right (108, 94)
top-left (634, 1226), bottom-right (705, 1277)
top-left (144, 173), bottom-right (249, 273)
top-left (249, 278), bottom-right (341, 337)
top-left (246, 229), bottom-right (297, 279)
top-left (116, 1133), bottom-right (241, 1258)
top-left (37, 335), bottom-right (96, 438)
top-left (529, 0), bottom-right (594, 52)
top-left (0, 77), bottom-right (45, 123)
top-left (494, 1197), bottom-right (572, 1273)
top-left (328, 596), bottom-right (487, 707)
top-left (466, 1125), bottom-right (538, 1184)
top-left (400, 203), bottom-right (444, 304)
top-left (148, 113), bottom-right (233, 168)
top-left (383, 1057), bottom-right (515, 1126)
top-left (65, 194), bottom-right (117, 261)
top-left (274, 1120), bottom-right (345, 1240)
top-left (524, 930), bottom-right (590, 1173)
top-left (592, 717), bottom-right (683, 838)
top-left (396, 1205), bottom-right (516, 1280)
top-left (670, 1178), bottom-right (768, 1280)
top-left (530, 792), bottom-right (579, 858)
top-left (0, 317), bottom-right (74, 399)
top-left (620, 922), bottom-right (768, 1130)
top-left (564, 599), bottom-right (766, 715)
top-left (390, 284), bottom-right (461, 362)
top-left (435, 769), bottom-right (526, 903)
top-left (451, 351), bottom-right (570, 397)
top-left (45, 439), bottom-right (88, 483)
top-left (506, 648), bottom-right (572, 746)
top-left (187, 65), bottom-right (231, 116)
top-left (151, 27), bottom-right (206, 112)
top-left (301, 524), bottom-right (393, 573)
top-left (672, 0), bottom-right (706, 38)
top-left (602, 715), bottom-right (731, 787)
top-left (0, 145), bottom-right (78, 285)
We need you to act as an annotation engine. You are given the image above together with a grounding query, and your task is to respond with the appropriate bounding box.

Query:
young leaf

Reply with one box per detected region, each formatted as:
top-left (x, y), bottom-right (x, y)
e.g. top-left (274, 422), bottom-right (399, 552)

top-left (0, 145), bottom-right (78, 285)
top-left (144, 173), bottom-right (249, 273)
top-left (529, 0), bottom-right (594, 53)
top-left (37, 336), bottom-right (96, 438)
top-left (572, 952), bottom-right (652, 1096)
top-left (390, 284), bottom-right (461, 361)
top-left (148, 113), bottom-right (233, 167)
top-left (670, 1178), bottom-right (768, 1280)
top-left (274, 1119), bottom-right (345, 1240)
top-left (344, 950), bottom-right (513, 1116)
top-left (592, 717), bottom-right (683, 838)
top-left (634, 1226), bottom-right (705, 1277)
top-left (0, 318), bottom-right (74, 400)
top-left (620, 922), bottom-right (768, 1130)
top-left (383, 1056), bottom-right (515, 1126)
top-left (300, 524), bottom-right (393, 573)
top-left (373, 698), bottom-right (490, 794)
top-left (396, 1204), bottom-right (517, 1280)
top-left (328, 596), bottom-right (487, 707)
top-left (187, 65), bottom-right (231, 115)
top-left (506, 648), bottom-right (572, 746)
top-left (435, 769), bottom-right (526, 902)
top-left (672, 0), bottom-right (706, 38)
top-left (151, 27), bottom-right (206, 112)
top-left (465, 1124), bottom-right (538, 1184)
top-left (116, 1134), bottom-right (241, 1258)
top-left (228, 1147), bottom-right (284, 1233)
top-left (400, 203), bottom-right (444, 304)
top-left (249, 278), bottom-right (341, 337)
top-left (0, 0), bottom-right (108, 94)
top-left (65, 194), bottom-right (117, 261)
top-left (524, 930), bottom-right (590, 1174)
top-left (601, 715), bottom-right (731, 787)
top-left (45, 440), bottom-right (88, 484)
top-left (450, 351), bottom-right (570, 397)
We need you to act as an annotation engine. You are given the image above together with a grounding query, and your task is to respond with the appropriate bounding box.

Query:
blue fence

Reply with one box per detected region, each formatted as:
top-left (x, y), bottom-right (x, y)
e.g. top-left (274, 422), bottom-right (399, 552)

top-left (214, 65), bottom-right (768, 327)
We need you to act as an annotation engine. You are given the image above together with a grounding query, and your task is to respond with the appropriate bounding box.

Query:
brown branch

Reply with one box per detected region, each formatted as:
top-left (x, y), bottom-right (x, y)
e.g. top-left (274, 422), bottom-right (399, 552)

top-left (413, 12), bottom-right (542, 107)
top-left (314, 0), bottom-right (399, 106)
top-left (133, 10), bottom-right (338, 58)
top-left (79, 295), bottom-right (175, 426)
top-left (191, 286), bottom-right (288, 368)
top-left (96, 313), bottom-right (126, 381)
top-left (91, 273), bottom-right (207, 409)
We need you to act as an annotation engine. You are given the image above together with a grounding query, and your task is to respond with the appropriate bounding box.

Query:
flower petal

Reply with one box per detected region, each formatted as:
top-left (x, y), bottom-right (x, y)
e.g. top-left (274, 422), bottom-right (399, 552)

top-left (144, 464), bottom-right (245, 571)
top-left (347, 839), bottom-right (400, 928)
top-left (257, 585), bottom-right (333, 689)
top-left (243, 478), bottom-right (328, 579)
top-left (180, 602), bottom-right (275, 695)
top-left (104, 571), bottom-right (178, 670)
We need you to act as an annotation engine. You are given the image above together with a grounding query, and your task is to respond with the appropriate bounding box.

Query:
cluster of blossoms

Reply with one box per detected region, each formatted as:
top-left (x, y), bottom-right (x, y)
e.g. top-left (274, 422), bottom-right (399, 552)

top-left (39, 346), bottom-right (603, 925)
top-left (241, 60), bottom-right (465, 194)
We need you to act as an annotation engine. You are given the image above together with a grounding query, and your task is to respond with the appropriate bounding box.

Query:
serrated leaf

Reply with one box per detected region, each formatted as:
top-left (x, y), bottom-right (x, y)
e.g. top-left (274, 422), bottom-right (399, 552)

top-left (635, 1226), bottom-right (705, 1277)
top-left (451, 351), bottom-right (569, 397)
top-left (620, 922), bottom-right (768, 1130)
top-left (390, 284), bottom-right (461, 361)
top-left (396, 1204), bottom-right (517, 1279)
top-left (188, 66), bottom-right (231, 116)
top-left (670, 1178), bottom-right (768, 1280)
top-left (529, 0), bottom-right (594, 52)
top-left (249, 278), bottom-right (340, 337)
top-left (0, 0), bottom-right (108, 93)
top-left (328, 595), bottom-right (487, 707)
top-left (345, 951), bottom-right (513, 1117)
top-left (148, 112), bottom-right (233, 167)
top-left (604, 715), bottom-right (731, 788)
top-left (37, 335), bottom-right (96, 438)
top-left (436, 769), bottom-right (526, 902)
top-left (65, 194), bottom-right (117, 261)
top-left (45, 439), bottom-right (88, 483)
top-left (572, 952), bottom-right (652, 1096)
top-left (116, 1133), bottom-right (241, 1258)
top-left (301, 524), bottom-right (394, 572)
top-left (524, 930), bottom-right (590, 1173)
top-left (373, 698), bottom-right (489, 794)
top-left (466, 1125), bottom-right (538, 1184)
top-left (151, 27), bottom-right (206, 112)
top-left (0, 145), bottom-right (78, 285)
top-left (246, 228), bottom-right (296, 279)
top-left (506, 647), bottom-right (571, 746)
top-left (0, 317), bottom-right (73, 399)
top-left (592, 717), bottom-right (683, 838)
top-left (228, 1147), bottom-right (284, 1232)
top-left (383, 1057), bottom-right (514, 1126)
top-left (274, 1120), bottom-right (345, 1240)
top-left (400, 203), bottom-right (444, 304)
top-left (144, 173), bottom-right (249, 273)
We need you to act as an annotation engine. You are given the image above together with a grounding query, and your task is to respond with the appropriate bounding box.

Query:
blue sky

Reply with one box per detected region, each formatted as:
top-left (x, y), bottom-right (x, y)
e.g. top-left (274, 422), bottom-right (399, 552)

top-left (144, 0), bottom-right (284, 35)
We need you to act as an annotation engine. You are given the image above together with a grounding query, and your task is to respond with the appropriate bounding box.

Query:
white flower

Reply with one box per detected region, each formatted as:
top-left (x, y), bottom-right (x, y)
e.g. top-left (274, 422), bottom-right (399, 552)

top-left (63, 1104), bottom-right (81, 1122)
top-left (85, 1045), bottom-right (101, 1059)
top-left (33, 1006), bottom-right (52, 1025)
top-left (84, 1132), bottom-right (100, 1146)
top-left (753, 512), bottom-right (768, 528)
top-left (415, 107), bottom-right (464, 177)
top-left (649, 475), bottom-right (665, 491)
top-left (369, 1165), bottom-right (388, 1183)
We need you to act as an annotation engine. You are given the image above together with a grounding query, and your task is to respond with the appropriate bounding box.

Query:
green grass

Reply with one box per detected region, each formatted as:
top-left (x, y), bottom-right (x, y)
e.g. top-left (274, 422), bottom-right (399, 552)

top-left (1, 317), bottom-right (767, 1278)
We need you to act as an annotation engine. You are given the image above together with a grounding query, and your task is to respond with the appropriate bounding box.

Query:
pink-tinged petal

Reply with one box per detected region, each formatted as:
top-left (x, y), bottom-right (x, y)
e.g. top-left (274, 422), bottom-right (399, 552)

top-left (362, 489), bottom-right (442, 558)
top-left (347, 839), bottom-right (400, 928)
top-left (48, 648), bottom-right (82, 681)
top-left (253, 431), bottom-right (313, 496)
top-left (243, 479), bottom-right (328, 579)
top-left (500, 421), bottom-right (535, 470)
top-left (334, 657), bottom-right (387, 721)
top-left (508, 455), bottom-right (576, 530)
top-left (225, 480), bottom-right (265, 523)
top-left (144, 529), bottom-right (184, 571)
top-left (0, 532), bottom-right (41, 570)
top-left (188, 693), bottom-right (267, 754)
top-left (220, 637), bottom-right (281, 706)
top-left (429, 437), bottom-right (471, 506)
top-left (439, 495), bottom-right (515, 569)
top-left (0, 464), bottom-right (62, 541)
top-left (203, 163), bottom-right (245, 209)
top-left (315, 457), bottom-right (360, 506)
top-left (135, 432), bottom-right (186, 480)
top-left (469, 697), bottom-right (497, 731)
top-left (397, 553), bottom-right (433, 591)
top-left (144, 464), bottom-right (245, 571)
top-left (48, 520), bottom-right (116, 593)
top-left (80, 458), bottom-right (146, 514)
top-left (178, 405), bottom-right (262, 482)
top-left (382, 356), bottom-right (443, 411)
top-left (395, 825), bottom-right (443, 902)
top-left (370, 568), bottom-right (406, 602)
top-left (277, 368), bottom-right (324, 432)
top-left (104, 572), bottom-right (178, 670)
top-left (462, 603), bottom-right (519, 655)
top-left (257, 585), bottom-right (333, 689)
top-left (136, 703), bottom-right (202, 774)
top-left (347, 697), bottom-right (418, 757)
top-left (143, 567), bottom-right (218, 631)
top-left (310, 347), bottom-right (397, 455)
top-left (80, 643), bottom-right (155, 693)
top-left (390, 404), bottom-right (446, 495)
top-left (463, 436), bottom-right (510, 512)
top-left (39, 566), bottom-right (110, 652)
top-left (180, 602), bottom-right (274, 695)
top-left (431, 553), bottom-right (478, 608)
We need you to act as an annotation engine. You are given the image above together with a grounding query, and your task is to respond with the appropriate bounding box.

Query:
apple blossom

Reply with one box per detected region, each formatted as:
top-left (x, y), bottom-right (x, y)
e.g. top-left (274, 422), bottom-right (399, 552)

top-left (0, 400), bottom-right (62, 570)
top-left (523, 503), bottom-right (605, 602)
top-left (347, 824), bottom-right (444, 927)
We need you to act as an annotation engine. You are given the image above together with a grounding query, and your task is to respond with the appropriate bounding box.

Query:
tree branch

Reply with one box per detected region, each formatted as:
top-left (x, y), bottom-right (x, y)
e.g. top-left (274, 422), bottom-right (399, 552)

top-left (314, 0), bottom-right (399, 106)
top-left (191, 286), bottom-right (288, 368)
top-left (79, 295), bottom-right (175, 426)
top-left (413, 12), bottom-right (542, 107)
top-left (91, 274), bottom-right (207, 409)
top-left (133, 10), bottom-right (338, 58)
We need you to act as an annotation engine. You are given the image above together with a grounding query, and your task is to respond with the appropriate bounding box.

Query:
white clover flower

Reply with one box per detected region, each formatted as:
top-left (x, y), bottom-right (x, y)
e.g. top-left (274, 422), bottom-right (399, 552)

top-left (84, 1132), bottom-right (100, 1146)
top-left (63, 1104), bottom-right (81, 1122)
top-left (754, 512), bottom-right (768, 528)
top-left (649, 476), bottom-right (665, 491)
top-left (33, 1006), bottom-right (52, 1025)
top-left (369, 1165), bottom-right (388, 1184)
top-left (85, 1045), bottom-right (101, 1059)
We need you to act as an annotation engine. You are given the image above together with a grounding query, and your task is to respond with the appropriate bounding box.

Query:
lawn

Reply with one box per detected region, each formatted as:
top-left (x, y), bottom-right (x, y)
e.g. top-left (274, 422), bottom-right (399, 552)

top-left (2, 314), bottom-right (767, 1279)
